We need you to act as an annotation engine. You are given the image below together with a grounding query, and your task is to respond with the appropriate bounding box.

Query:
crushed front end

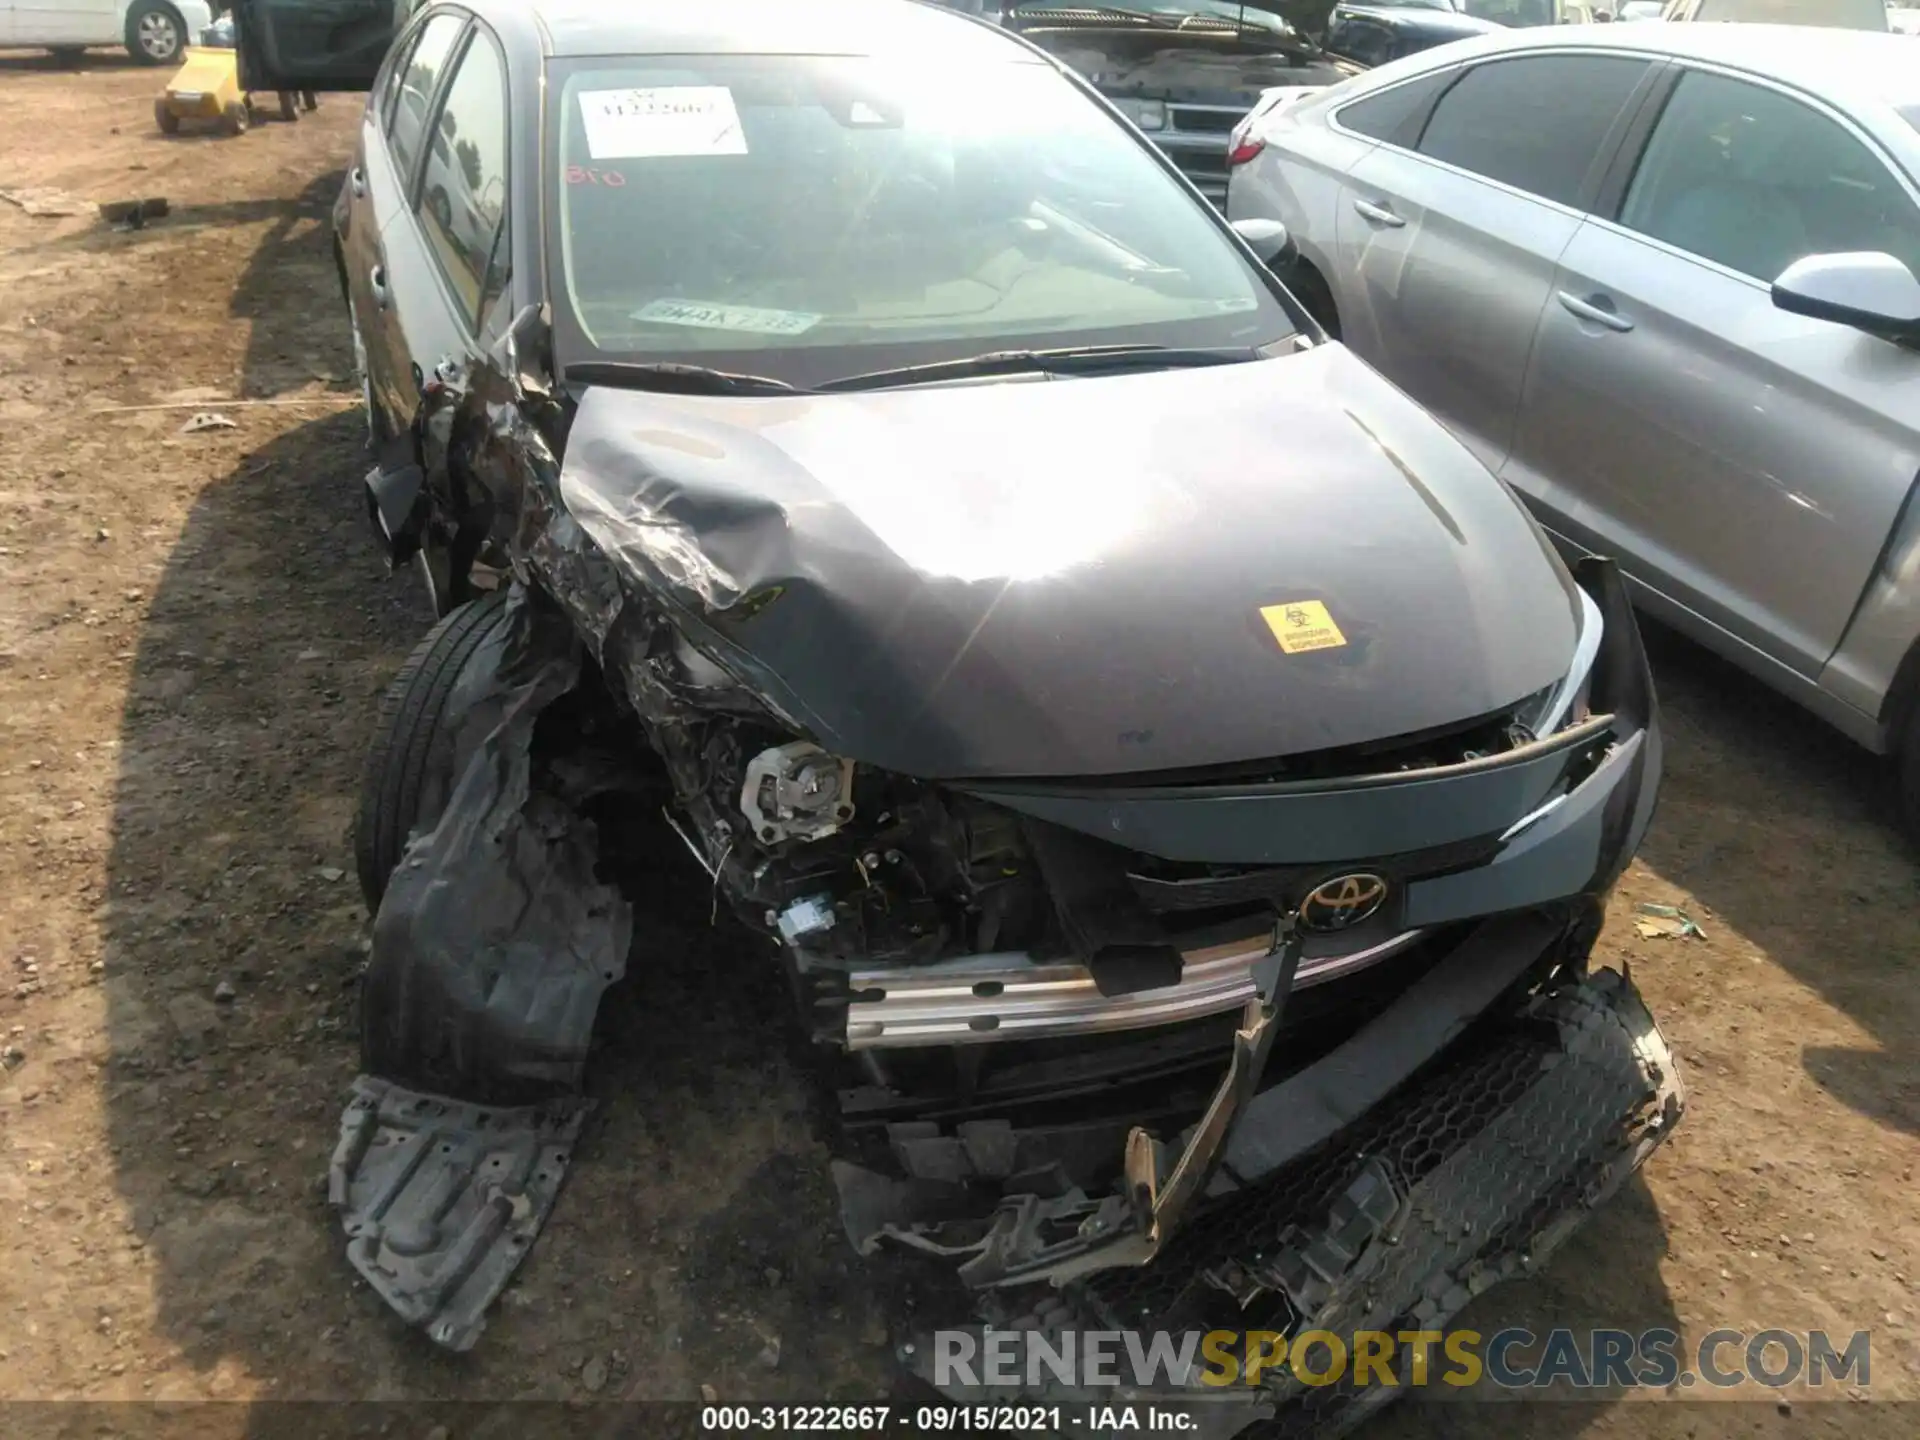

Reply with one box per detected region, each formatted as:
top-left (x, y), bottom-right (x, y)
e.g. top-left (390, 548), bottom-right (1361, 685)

top-left (331, 333), bottom-right (1680, 1437)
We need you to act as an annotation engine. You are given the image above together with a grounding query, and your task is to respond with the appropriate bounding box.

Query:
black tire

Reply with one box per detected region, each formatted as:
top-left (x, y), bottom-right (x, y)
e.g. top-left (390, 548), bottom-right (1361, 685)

top-left (301, 90), bottom-right (319, 111)
top-left (153, 95), bottom-right (180, 135)
top-left (221, 99), bottom-right (248, 136)
top-left (1898, 708), bottom-right (1920, 843)
top-left (354, 589), bottom-right (511, 911)
top-left (125, 2), bottom-right (186, 66)
top-left (278, 91), bottom-right (300, 123)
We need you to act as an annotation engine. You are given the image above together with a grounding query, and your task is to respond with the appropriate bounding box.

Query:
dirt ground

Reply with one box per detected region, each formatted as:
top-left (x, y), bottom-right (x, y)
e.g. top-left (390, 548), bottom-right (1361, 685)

top-left (0, 51), bottom-right (1916, 1440)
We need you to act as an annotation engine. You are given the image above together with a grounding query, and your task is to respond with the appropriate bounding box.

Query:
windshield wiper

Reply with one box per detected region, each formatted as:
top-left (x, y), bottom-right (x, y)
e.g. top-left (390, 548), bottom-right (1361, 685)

top-left (563, 360), bottom-right (802, 396)
top-left (818, 344), bottom-right (1256, 393)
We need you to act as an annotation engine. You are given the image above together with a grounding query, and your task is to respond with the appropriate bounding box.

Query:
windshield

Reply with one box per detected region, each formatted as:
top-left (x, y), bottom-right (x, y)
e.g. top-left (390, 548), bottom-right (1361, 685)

top-left (1011, 0), bottom-right (1295, 29)
top-left (1460, 0), bottom-right (1557, 22)
top-left (546, 55), bottom-right (1294, 386)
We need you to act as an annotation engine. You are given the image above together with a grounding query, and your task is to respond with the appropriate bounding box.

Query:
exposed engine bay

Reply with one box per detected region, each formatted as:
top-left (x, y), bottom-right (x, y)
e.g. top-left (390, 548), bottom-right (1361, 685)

top-left (998, 4), bottom-right (1360, 204)
top-left (1016, 24), bottom-right (1355, 101)
top-left (330, 311), bottom-right (1682, 1437)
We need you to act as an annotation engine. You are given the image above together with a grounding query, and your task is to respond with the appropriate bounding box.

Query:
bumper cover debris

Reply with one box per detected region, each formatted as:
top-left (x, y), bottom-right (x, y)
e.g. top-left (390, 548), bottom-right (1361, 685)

top-left (912, 966), bottom-right (1683, 1440)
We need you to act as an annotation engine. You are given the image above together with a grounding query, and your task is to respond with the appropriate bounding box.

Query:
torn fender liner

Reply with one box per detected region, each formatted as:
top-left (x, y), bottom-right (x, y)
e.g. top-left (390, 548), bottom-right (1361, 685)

top-left (344, 582), bottom-right (632, 1349)
top-left (329, 1076), bottom-right (589, 1352)
top-left (360, 582), bottom-right (633, 1103)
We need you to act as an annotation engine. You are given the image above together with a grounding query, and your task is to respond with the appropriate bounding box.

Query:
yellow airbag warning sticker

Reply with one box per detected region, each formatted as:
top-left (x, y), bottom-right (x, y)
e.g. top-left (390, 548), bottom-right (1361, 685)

top-left (1261, 600), bottom-right (1348, 654)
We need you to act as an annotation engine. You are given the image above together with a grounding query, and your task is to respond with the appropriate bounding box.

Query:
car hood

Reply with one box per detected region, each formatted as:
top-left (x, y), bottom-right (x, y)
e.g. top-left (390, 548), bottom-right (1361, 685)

top-left (557, 344), bottom-right (1581, 780)
top-left (1009, 3), bottom-right (1357, 100)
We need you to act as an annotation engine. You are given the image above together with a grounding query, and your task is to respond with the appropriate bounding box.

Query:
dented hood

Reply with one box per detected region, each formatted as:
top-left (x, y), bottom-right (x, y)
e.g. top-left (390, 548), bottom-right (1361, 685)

top-left (557, 344), bottom-right (1580, 780)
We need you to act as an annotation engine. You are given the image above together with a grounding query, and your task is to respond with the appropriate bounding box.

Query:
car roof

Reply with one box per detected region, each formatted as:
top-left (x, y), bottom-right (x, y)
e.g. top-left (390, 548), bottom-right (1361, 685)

top-left (1405, 22), bottom-right (1920, 114)
top-left (491, 0), bottom-right (1034, 63)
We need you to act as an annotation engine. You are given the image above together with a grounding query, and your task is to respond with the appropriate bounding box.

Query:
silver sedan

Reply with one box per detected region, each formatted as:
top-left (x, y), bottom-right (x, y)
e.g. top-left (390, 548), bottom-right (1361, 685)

top-left (1227, 22), bottom-right (1920, 825)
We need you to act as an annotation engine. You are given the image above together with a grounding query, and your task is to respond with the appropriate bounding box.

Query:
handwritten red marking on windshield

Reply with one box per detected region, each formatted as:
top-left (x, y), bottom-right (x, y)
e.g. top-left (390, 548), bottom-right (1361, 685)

top-left (565, 165), bottom-right (626, 187)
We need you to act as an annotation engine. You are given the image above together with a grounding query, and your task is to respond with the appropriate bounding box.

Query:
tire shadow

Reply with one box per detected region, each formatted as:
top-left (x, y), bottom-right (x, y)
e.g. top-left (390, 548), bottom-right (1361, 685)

top-left (1634, 618), bottom-right (1920, 1137)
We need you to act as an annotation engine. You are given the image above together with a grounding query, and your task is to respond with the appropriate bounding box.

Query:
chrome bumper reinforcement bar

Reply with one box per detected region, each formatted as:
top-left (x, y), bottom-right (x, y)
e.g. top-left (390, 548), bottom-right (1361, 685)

top-left (843, 928), bottom-right (1424, 1050)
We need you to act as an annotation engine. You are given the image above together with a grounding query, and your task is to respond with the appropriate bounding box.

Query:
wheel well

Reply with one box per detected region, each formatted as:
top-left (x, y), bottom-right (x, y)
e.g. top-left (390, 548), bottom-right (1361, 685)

top-left (1880, 634), bottom-right (1920, 756)
top-left (1283, 254), bottom-right (1341, 342)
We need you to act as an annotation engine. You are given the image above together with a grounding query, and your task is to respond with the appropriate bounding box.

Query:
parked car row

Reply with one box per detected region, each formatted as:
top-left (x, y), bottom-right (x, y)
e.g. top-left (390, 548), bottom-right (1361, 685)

top-left (1226, 22), bottom-right (1920, 825)
top-left (229, 0), bottom-right (1682, 1429)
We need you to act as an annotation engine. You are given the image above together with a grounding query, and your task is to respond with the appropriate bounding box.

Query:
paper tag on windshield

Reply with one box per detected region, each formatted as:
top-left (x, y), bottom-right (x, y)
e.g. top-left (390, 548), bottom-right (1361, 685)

top-left (632, 299), bottom-right (820, 336)
top-left (579, 86), bottom-right (747, 159)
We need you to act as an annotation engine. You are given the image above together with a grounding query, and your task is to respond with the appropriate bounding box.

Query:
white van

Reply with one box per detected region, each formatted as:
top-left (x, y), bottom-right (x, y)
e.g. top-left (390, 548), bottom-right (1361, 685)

top-left (1659, 0), bottom-right (1890, 26)
top-left (6, 0), bottom-right (217, 65)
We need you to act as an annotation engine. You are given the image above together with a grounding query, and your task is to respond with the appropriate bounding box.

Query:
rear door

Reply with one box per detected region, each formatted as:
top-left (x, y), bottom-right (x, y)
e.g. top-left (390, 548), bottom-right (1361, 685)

top-left (233, 0), bottom-right (417, 93)
top-left (1331, 51), bottom-right (1657, 473)
top-left (1507, 66), bottom-right (1920, 676)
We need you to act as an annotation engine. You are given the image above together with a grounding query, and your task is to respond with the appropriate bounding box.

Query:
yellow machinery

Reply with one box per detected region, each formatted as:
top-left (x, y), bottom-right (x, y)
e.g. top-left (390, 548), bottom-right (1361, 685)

top-left (154, 45), bottom-right (316, 138)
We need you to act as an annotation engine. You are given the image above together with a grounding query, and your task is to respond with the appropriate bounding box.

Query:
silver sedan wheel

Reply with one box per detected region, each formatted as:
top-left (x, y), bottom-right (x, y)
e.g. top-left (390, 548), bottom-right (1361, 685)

top-left (136, 10), bottom-right (181, 63)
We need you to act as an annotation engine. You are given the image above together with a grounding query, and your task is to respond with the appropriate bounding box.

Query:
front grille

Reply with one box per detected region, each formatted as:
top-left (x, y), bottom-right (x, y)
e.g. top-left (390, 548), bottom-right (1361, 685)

top-left (1075, 1019), bottom-right (1554, 1332)
top-left (1169, 104), bottom-right (1243, 135)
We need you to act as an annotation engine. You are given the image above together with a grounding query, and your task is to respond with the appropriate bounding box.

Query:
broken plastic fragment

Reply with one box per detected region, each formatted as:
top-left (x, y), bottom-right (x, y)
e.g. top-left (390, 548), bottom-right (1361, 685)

top-left (1633, 901), bottom-right (1705, 940)
top-left (329, 1075), bottom-right (590, 1352)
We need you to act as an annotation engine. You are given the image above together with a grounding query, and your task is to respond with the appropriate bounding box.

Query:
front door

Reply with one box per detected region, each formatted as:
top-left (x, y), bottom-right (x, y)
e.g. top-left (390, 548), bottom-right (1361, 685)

top-left (1507, 66), bottom-right (1920, 675)
top-left (232, 0), bottom-right (412, 92)
top-left (351, 6), bottom-right (468, 434)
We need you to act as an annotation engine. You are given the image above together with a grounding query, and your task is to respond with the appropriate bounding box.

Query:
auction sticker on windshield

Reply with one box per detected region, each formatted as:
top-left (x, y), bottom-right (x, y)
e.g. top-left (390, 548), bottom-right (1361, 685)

top-left (631, 299), bottom-right (822, 336)
top-left (579, 86), bottom-right (748, 159)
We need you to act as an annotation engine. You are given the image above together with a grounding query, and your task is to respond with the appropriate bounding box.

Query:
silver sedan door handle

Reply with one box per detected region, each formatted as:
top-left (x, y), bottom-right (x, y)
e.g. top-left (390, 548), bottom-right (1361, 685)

top-left (1352, 198), bottom-right (1406, 228)
top-left (1557, 290), bottom-right (1634, 333)
top-left (369, 265), bottom-right (390, 310)
top-left (350, 166), bottom-right (367, 198)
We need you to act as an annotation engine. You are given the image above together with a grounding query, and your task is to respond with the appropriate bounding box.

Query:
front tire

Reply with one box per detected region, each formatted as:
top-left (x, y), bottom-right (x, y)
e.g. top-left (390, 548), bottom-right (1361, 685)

top-left (126, 3), bottom-right (186, 66)
top-left (354, 589), bottom-right (511, 911)
top-left (153, 96), bottom-right (180, 135)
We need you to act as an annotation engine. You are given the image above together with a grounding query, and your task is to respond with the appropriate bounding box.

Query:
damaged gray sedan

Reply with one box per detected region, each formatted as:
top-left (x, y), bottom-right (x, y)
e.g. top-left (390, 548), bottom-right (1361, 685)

top-left (242, 0), bottom-right (1681, 1429)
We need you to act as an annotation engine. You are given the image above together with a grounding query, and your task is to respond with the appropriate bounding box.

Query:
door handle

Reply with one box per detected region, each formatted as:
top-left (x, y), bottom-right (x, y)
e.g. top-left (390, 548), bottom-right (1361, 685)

top-left (369, 264), bottom-right (389, 310)
top-left (350, 167), bottom-right (367, 199)
top-left (1352, 198), bottom-right (1406, 228)
top-left (1557, 290), bottom-right (1634, 333)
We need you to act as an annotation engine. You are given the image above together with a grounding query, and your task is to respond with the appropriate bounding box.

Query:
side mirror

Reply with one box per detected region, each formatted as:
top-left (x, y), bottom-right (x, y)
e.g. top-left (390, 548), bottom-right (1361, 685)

top-left (1230, 215), bottom-right (1294, 266)
top-left (1772, 251), bottom-right (1920, 346)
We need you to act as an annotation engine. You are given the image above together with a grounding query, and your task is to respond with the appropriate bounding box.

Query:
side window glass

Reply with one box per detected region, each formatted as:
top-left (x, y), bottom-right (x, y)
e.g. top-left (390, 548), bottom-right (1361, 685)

top-left (1620, 71), bottom-right (1920, 285)
top-left (416, 30), bottom-right (510, 328)
top-left (1416, 55), bottom-right (1651, 207)
top-left (387, 13), bottom-right (467, 190)
top-left (1327, 19), bottom-right (1386, 68)
top-left (375, 24), bottom-right (423, 132)
top-left (1335, 69), bottom-right (1453, 145)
